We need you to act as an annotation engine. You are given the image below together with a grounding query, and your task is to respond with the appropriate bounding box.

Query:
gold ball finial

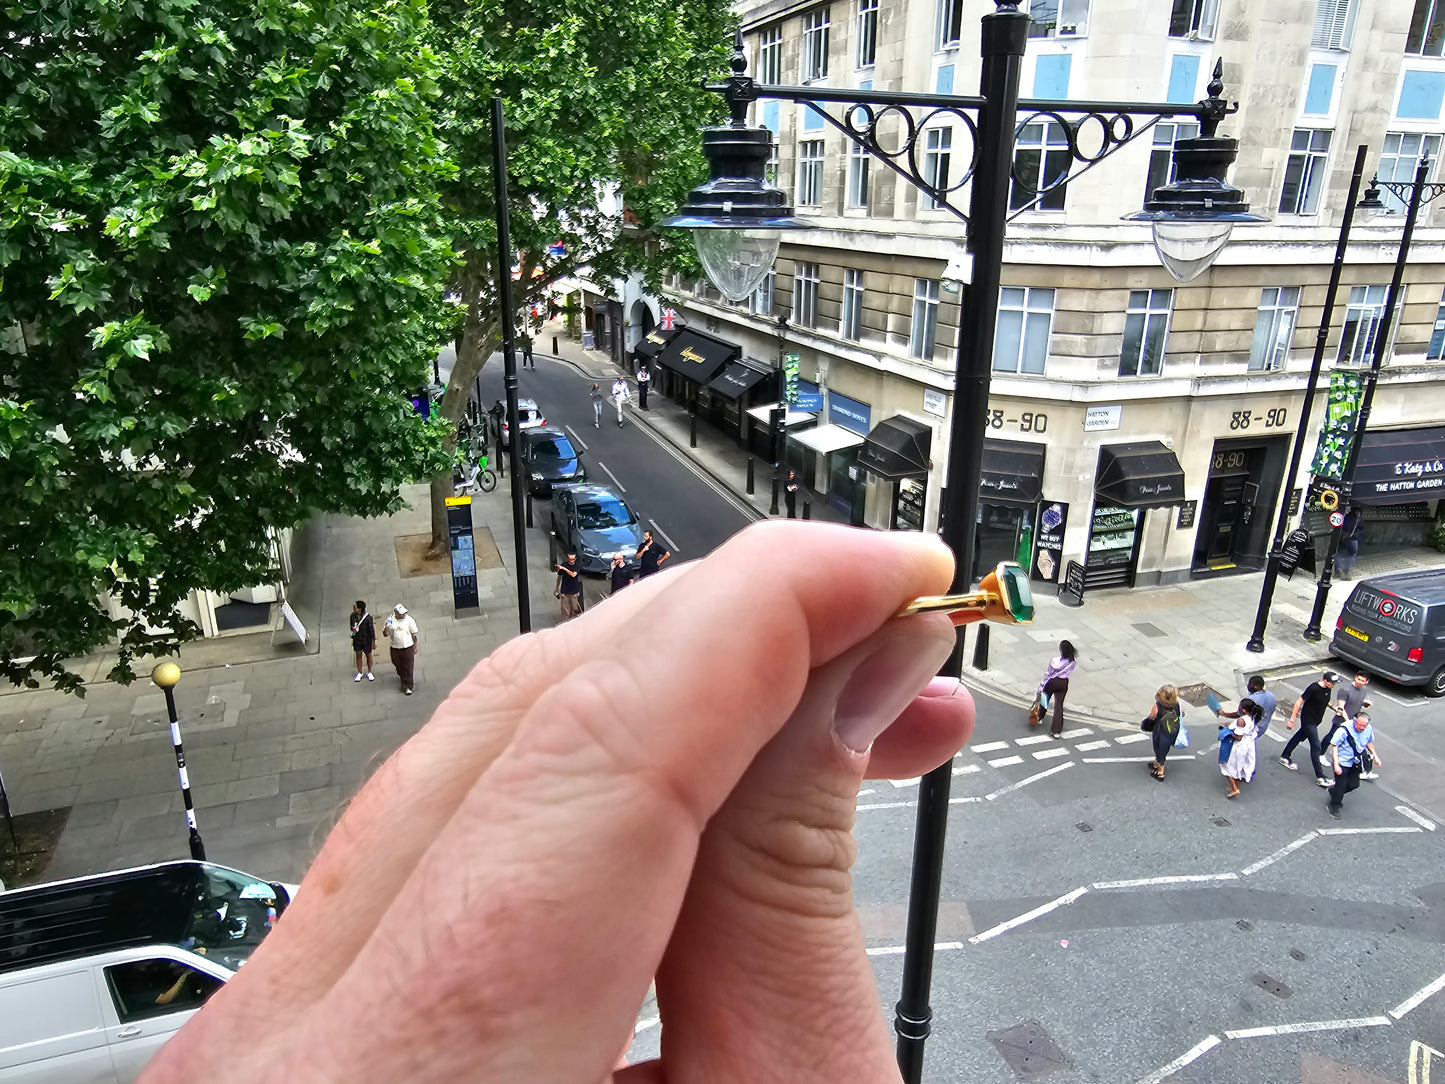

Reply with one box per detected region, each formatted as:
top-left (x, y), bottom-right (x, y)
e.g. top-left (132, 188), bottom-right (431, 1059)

top-left (151, 661), bottom-right (181, 689)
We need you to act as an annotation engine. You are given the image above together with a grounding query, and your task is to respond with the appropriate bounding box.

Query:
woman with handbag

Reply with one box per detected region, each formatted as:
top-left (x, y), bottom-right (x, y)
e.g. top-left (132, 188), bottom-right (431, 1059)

top-left (1028, 640), bottom-right (1077, 738)
top-left (1143, 684), bottom-right (1182, 781)
top-left (1218, 698), bottom-right (1261, 798)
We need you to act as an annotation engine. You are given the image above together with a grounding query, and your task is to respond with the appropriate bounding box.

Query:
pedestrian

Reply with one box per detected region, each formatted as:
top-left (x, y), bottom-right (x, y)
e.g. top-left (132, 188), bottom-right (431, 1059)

top-left (488, 398), bottom-right (505, 442)
top-left (636, 364), bottom-right (650, 410)
top-left (635, 530), bottom-right (671, 578)
top-left (1218, 699), bottom-right (1260, 799)
top-left (1144, 683), bottom-right (1183, 781)
top-left (591, 382), bottom-right (603, 429)
top-left (382, 603), bottom-right (419, 695)
top-left (1327, 710), bottom-right (1382, 819)
top-left (1280, 671), bottom-right (1338, 788)
top-left (1323, 671), bottom-right (1370, 752)
top-left (609, 553), bottom-right (632, 595)
top-left (555, 552), bottom-right (583, 620)
top-left (611, 376), bottom-right (631, 427)
top-left (522, 336), bottom-right (535, 369)
top-left (1243, 674), bottom-right (1277, 739)
top-left (784, 470), bottom-right (799, 519)
top-left (1028, 640), bottom-right (1077, 738)
top-left (1335, 508), bottom-right (1363, 578)
top-left (349, 601), bottom-right (376, 683)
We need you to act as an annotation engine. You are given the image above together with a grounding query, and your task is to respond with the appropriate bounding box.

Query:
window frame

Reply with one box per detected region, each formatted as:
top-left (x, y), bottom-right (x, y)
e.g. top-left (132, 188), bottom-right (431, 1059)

top-left (910, 278), bottom-right (941, 360)
top-left (1028, 0), bottom-right (1091, 38)
top-left (1338, 284), bottom-right (1390, 367)
top-left (797, 139), bottom-right (826, 206)
top-left (1144, 120), bottom-right (1200, 205)
top-left (1010, 120), bottom-right (1071, 212)
top-left (794, 262), bottom-right (821, 329)
top-left (1168, 0), bottom-right (1219, 39)
top-left (752, 272), bottom-right (774, 317)
top-left (841, 269), bottom-right (865, 340)
top-left (937, 0), bottom-right (964, 50)
top-left (856, 0), bottom-right (879, 68)
top-left (1278, 128), bottom-right (1332, 216)
top-left (1408, 0), bottom-right (1445, 56)
top-left (1312, 0), bottom-right (1359, 50)
top-left (846, 142), bottom-right (870, 207)
top-left (757, 25), bottom-right (783, 84)
top-left (992, 287), bottom-right (1056, 375)
top-left (1427, 290), bottom-right (1445, 360)
top-left (1248, 286), bottom-right (1301, 372)
top-left (803, 8), bottom-right (831, 81)
top-left (922, 127), bottom-right (952, 210)
top-left (1119, 288), bottom-right (1173, 377)
top-left (1377, 134), bottom-right (1442, 213)
top-left (105, 959), bottom-right (224, 1024)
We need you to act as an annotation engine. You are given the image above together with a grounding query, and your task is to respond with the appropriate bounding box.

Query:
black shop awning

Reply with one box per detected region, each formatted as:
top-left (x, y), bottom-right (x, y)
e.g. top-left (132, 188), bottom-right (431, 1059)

top-left (654, 328), bottom-right (737, 383)
top-left (633, 328), bottom-right (676, 362)
top-left (858, 415), bottom-right (932, 479)
top-left (706, 361), bottom-right (774, 401)
top-left (980, 438), bottom-right (1045, 506)
top-left (1096, 442), bottom-right (1186, 508)
top-left (1351, 426), bottom-right (1445, 505)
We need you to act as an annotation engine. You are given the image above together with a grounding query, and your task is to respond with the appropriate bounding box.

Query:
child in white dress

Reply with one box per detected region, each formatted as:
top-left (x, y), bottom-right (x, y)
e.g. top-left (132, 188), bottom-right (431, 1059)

top-left (1219, 698), bottom-right (1261, 799)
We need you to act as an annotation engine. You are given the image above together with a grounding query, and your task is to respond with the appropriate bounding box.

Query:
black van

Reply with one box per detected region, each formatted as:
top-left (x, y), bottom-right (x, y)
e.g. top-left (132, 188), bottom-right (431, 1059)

top-left (1331, 568), bottom-right (1445, 696)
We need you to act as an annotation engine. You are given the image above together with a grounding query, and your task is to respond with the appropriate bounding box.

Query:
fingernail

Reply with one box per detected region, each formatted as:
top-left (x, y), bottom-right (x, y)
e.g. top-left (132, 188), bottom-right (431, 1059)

top-left (833, 621), bottom-right (955, 754)
top-left (920, 676), bottom-right (965, 699)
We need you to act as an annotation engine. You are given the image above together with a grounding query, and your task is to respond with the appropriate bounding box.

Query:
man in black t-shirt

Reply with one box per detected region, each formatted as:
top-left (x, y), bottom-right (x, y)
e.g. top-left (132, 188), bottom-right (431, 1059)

top-left (635, 531), bottom-right (671, 578)
top-left (1280, 672), bottom-right (1338, 784)
top-left (609, 553), bottom-right (632, 595)
top-left (555, 553), bottom-right (583, 621)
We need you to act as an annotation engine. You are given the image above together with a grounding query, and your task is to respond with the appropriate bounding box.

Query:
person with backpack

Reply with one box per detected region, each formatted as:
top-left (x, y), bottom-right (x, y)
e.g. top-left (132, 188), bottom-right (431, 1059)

top-left (1144, 684), bottom-right (1183, 782)
top-left (1327, 710), bottom-right (1381, 819)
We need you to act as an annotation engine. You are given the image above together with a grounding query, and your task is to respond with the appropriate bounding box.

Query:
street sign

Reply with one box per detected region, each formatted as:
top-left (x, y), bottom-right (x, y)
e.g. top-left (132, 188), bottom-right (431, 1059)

top-left (1059, 560), bottom-right (1086, 607)
top-left (1329, 510), bottom-right (1345, 528)
top-left (446, 497), bottom-right (480, 610)
top-left (782, 352), bottom-right (801, 405)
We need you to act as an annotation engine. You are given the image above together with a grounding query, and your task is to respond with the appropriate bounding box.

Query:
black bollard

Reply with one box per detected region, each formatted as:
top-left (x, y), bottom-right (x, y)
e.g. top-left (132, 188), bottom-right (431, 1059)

top-left (746, 457), bottom-right (755, 495)
top-left (971, 623), bottom-right (990, 671)
top-left (802, 501), bottom-right (811, 520)
top-left (770, 471), bottom-right (781, 516)
top-left (525, 491), bottom-right (533, 529)
top-left (689, 410), bottom-right (697, 449)
top-left (552, 335), bottom-right (559, 355)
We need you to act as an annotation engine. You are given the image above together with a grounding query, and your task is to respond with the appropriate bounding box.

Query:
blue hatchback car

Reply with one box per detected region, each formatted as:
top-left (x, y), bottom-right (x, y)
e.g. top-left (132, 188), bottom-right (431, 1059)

top-left (549, 484), bottom-right (645, 574)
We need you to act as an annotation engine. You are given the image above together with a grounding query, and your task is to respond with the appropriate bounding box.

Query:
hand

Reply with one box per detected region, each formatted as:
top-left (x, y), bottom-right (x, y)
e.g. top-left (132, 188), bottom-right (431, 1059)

top-left (140, 522), bottom-right (973, 1083)
top-left (1286, 721), bottom-right (1295, 730)
top-left (1334, 764), bottom-right (1342, 775)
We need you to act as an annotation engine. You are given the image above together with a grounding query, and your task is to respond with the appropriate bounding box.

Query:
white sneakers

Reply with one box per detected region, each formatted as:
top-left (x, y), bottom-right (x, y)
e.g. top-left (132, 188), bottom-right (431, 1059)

top-left (355, 672), bottom-right (376, 683)
top-left (1316, 777), bottom-right (1331, 788)
top-left (354, 672), bottom-right (362, 682)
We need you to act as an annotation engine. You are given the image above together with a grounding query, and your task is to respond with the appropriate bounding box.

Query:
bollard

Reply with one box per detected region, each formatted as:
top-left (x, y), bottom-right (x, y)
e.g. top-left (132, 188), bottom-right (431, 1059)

top-left (689, 410), bottom-right (697, 449)
top-left (802, 501), bottom-right (811, 520)
top-left (552, 335), bottom-right (559, 354)
top-left (746, 457), bottom-right (755, 495)
top-left (525, 491), bottom-right (533, 529)
top-left (770, 472), bottom-right (781, 516)
top-left (971, 623), bottom-right (990, 671)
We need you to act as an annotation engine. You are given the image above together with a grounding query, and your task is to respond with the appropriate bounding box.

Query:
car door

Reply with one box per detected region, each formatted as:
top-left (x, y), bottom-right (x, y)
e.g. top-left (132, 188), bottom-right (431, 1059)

top-left (0, 966), bottom-right (112, 1083)
top-left (100, 956), bottom-right (226, 1082)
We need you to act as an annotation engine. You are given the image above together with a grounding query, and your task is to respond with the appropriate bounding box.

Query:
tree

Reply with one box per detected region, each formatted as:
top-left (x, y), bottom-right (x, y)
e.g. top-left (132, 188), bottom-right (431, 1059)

top-left (422, 0), bottom-right (732, 554)
top-left (0, 0), bottom-right (456, 693)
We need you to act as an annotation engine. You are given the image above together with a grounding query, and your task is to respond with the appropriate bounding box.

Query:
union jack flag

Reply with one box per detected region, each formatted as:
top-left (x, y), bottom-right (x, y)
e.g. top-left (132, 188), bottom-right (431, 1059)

top-left (660, 307), bottom-right (677, 330)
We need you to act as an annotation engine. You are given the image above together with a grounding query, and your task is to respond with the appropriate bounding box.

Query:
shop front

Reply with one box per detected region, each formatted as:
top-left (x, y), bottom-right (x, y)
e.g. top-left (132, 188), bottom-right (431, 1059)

top-left (976, 438), bottom-right (1046, 580)
top-left (631, 327), bottom-right (676, 376)
top-left (820, 393), bottom-right (871, 519)
top-left (1191, 436), bottom-right (1287, 574)
top-left (703, 359), bottom-right (778, 444)
top-left (857, 415), bottom-right (933, 531)
top-left (653, 328), bottom-right (737, 404)
top-left (1087, 441), bottom-right (1186, 590)
top-left (1348, 425), bottom-right (1445, 553)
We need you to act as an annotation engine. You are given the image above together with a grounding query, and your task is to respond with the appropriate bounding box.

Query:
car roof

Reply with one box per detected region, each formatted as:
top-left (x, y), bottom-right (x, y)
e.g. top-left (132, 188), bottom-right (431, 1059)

top-left (517, 398), bottom-right (539, 409)
top-left (524, 425), bottom-right (571, 441)
top-left (556, 483), bottom-right (626, 503)
top-left (1354, 568), bottom-right (1445, 606)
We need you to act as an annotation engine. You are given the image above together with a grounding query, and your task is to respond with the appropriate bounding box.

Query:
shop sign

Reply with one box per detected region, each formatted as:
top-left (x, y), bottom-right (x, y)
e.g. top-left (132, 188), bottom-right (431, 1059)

top-left (792, 376), bottom-right (823, 412)
top-left (1059, 560), bottom-right (1086, 606)
top-left (782, 352), bottom-right (801, 406)
top-left (1176, 500), bottom-right (1197, 530)
top-left (1278, 527), bottom-right (1315, 579)
top-left (1308, 368), bottom-right (1365, 481)
top-left (1084, 405), bottom-right (1122, 431)
top-left (1032, 501), bottom-right (1068, 583)
top-left (828, 392), bottom-right (872, 435)
top-left (923, 388), bottom-right (948, 417)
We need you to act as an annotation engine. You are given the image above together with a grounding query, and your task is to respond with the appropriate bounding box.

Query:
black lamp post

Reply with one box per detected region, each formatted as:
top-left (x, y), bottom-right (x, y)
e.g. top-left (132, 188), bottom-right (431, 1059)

top-left (662, 7), bottom-right (1261, 1078)
top-left (1300, 155), bottom-right (1445, 639)
top-left (150, 662), bottom-right (206, 861)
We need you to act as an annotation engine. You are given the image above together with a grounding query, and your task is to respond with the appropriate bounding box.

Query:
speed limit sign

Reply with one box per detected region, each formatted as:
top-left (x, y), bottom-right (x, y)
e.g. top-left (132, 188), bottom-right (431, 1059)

top-left (1329, 511), bottom-right (1345, 528)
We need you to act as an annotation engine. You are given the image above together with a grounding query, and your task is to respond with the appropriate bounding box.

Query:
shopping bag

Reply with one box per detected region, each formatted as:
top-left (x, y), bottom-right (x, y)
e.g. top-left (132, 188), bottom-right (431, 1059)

top-left (1175, 725), bottom-right (1191, 749)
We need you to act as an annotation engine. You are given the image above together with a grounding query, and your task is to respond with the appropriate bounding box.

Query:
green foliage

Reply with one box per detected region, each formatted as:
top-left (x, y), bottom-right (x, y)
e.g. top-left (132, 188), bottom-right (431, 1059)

top-left (0, 0), bottom-right (456, 692)
top-left (1430, 515), bottom-right (1445, 554)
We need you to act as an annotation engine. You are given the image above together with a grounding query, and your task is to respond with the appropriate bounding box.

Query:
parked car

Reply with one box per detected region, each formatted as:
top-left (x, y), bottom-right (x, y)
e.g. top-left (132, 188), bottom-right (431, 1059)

top-left (521, 426), bottom-right (585, 497)
top-left (500, 397), bottom-right (544, 448)
top-left (550, 484), bottom-right (645, 574)
top-left (0, 860), bottom-right (296, 1082)
top-left (1331, 567), bottom-right (1445, 696)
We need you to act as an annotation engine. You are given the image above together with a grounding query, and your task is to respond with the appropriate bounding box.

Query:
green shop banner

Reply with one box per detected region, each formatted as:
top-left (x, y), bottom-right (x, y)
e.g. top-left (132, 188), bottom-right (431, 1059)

top-left (1309, 368), bottom-right (1365, 481)
top-left (783, 352), bottom-right (801, 406)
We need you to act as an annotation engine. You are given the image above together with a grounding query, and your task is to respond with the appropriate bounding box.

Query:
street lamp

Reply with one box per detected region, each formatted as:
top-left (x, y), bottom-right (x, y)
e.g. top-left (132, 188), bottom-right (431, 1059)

top-left (150, 662), bottom-right (206, 861)
top-left (664, 8), bottom-right (1260, 1079)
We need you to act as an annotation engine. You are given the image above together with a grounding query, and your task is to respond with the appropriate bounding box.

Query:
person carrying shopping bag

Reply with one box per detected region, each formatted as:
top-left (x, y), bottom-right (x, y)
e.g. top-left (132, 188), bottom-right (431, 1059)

top-left (1028, 640), bottom-right (1077, 738)
top-left (1143, 684), bottom-right (1183, 782)
top-left (1218, 698), bottom-right (1261, 799)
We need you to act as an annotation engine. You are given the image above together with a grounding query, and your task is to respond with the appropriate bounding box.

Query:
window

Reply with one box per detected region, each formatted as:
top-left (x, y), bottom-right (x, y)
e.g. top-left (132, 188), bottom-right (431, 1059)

top-left (1409, 0), bottom-right (1445, 54)
top-left (1378, 134), bottom-right (1442, 212)
top-left (993, 287), bottom-right (1055, 374)
top-left (1427, 293), bottom-right (1445, 359)
top-left (1119, 289), bottom-right (1172, 377)
top-left (753, 272), bottom-right (774, 317)
top-left (758, 25), bottom-right (782, 83)
top-left (1278, 129), bottom-right (1332, 215)
top-left (798, 140), bottom-right (825, 206)
top-left (1312, 0), bottom-right (1358, 49)
top-left (857, 0), bottom-right (879, 67)
top-left (937, 0), bottom-right (964, 49)
top-left (803, 8), bottom-right (830, 81)
top-left (923, 127), bottom-right (952, 209)
top-left (1338, 284), bottom-right (1389, 366)
top-left (1248, 287), bottom-right (1301, 371)
top-left (1169, 0), bottom-right (1219, 38)
top-left (794, 262), bottom-right (820, 328)
top-left (911, 278), bottom-right (941, 360)
top-left (1010, 120), bottom-right (1070, 211)
top-left (841, 269), bottom-right (865, 340)
top-left (1144, 120), bottom-right (1200, 204)
top-left (847, 142), bottom-right (870, 207)
top-left (106, 960), bottom-right (223, 1023)
top-left (1028, 0), bottom-right (1090, 37)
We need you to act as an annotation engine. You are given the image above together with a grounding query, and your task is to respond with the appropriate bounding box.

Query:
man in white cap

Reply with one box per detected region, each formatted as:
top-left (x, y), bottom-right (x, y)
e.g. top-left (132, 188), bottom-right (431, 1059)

top-left (383, 603), bottom-right (420, 695)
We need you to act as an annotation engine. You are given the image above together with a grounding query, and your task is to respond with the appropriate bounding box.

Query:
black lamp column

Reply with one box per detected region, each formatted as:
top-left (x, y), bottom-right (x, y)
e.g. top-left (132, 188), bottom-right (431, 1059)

top-left (1245, 143), bottom-right (1369, 652)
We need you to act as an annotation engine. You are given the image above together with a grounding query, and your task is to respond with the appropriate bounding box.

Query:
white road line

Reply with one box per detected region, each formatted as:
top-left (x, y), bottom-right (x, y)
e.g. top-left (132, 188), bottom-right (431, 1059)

top-left (1075, 740), bottom-right (1111, 751)
top-left (1083, 756), bottom-right (1157, 764)
top-left (1032, 747), bottom-right (1071, 760)
top-left (1115, 732), bottom-right (1153, 745)
top-left (648, 519), bottom-right (680, 554)
top-left (1224, 1016), bottom-right (1392, 1039)
top-left (988, 754), bottom-right (1024, 767)
top-left (972, 741), bottom-right (1011, 753)
top-left (1094, 873), bottom-right (1238, 890)
top-left (1390, 971), bottom-right (1445, 1019)
top-left (954, 763), bottom-right (982, 775)
top-left (1058, 727), bottom-right (1094, 739)
top-left (866, 941), bottom-right (965, 957)
top-left (986, 761), bottom-right (1074, 800)
top-left (1016, 734), bottom-right (1054, 746)
top-left (857, 788), bottom-right (876, 797)
top-left (596, 460), bottom-right (627, 492)
top-left (564, 424), bottom-right (588, 452)
top-left (968, 886), bottom-right (1088, 944)
top-left (950, 795), bottom-right (984, 805)
top-left (1397, 805), bottom-right (1438, 831)
top-left (856, 800), bottom-right (917, 811)
top-left (1317, 826), bottom-right (1422, 836)
top-left (1137, 1035), bottom-right (1222, 1084)
top-left (1240, 832), bottom-right (1318, 876)
top-left (888, 777), bottom-right (921, 788)
top-left (634, 1015), bottom-right (660, 1035)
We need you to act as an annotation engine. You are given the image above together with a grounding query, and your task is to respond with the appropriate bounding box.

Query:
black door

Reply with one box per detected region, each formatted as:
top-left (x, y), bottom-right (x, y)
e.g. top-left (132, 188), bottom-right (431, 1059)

top-left (1198, 474), bottom-right (1248, 566)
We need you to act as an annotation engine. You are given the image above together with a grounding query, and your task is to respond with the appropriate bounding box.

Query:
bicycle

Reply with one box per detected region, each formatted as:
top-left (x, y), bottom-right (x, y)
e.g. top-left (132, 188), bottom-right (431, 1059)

top-left (453, 450), bottom-right (497, 495)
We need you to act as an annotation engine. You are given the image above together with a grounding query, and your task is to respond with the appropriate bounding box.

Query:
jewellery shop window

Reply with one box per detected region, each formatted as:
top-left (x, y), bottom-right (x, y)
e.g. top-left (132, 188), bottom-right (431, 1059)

top-left (894, 478), bottom-right (925, 531)
top-left (1086, 504), bottom-right (1140, 589)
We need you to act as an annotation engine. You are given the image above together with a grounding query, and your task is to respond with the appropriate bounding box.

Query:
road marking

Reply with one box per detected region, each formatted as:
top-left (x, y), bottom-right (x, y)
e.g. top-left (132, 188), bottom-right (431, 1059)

top-left (954, 763), bottom-right (982, 775)
top-left (1094, 873), bottom-right (1238, 890)
top-left (986, 761), bottom-right (1074, 800)
top-left (1317, 826), bottom-right (1422, 836)
top-left (856, 800), bottom-right (917, 811)
top-left (950, 795), bottom-right (984, 805)
top-left (1016, 734), bottom-right (1054, 746)
top-left (1240, 832), bottom-right (1318, 876)
top-left (1083, 756), bottom-right (1158, 764)
top-left (988, 755), bottom-right (1024, 767)
top-left (972, 741), bottom-right (1010, 753)
top-left (968, 886), bottom-right (1088, 944)
top-left (1409, 1040), bottom-right (1444, 1084)
top-left (1032, 747), bottom-right (1071, 760)
top-left (866, 941), bottom-right (964, 957)
top-left (1391, 971), bottom-right (1445, 1019)
top-left (1224, 1016), bottom-right (1392, 1039)
top-left (1059, 728), bottom-right (1094, 739)
top-left (857, 788), bottom-right (876, 797)
top-left (888, 777), bottom-right (920, 788)
top-left (1137, 1035), bottom-right (1222, 1084)
top-left (596, 460), bottom-right (626, 492)
top-left (1115, 733), bottom-right (1152, 745)
top-left (564, 424), bottom-right (588, 452)
top-left (1075, 740), bottom-right (1111, 751)
top-left (648, 519), bottom-right (680, 554)
top-left (634, 1014), bottom-right (660, 1035)
top-left (1398, 805), bottom-right (1438, 831)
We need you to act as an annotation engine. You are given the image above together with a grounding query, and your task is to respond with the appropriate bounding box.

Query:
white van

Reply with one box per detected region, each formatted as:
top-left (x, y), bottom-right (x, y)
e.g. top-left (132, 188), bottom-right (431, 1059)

top-left (0, 861), bottom-right (293, 1082)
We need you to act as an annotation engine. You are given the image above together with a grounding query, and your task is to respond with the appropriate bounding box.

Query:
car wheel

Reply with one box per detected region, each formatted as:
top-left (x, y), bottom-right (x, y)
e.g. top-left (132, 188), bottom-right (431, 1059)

top-left (1427, 666), bottom-right (1445, 698)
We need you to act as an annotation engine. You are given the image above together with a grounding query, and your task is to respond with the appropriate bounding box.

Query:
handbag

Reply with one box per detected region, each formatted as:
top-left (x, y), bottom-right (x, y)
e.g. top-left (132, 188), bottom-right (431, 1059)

top-left (1175, 723), bottom-right (1191, 749)
top-left (1140, 715), bottom-right (1156, 732)
top-left (1028, 698), bottom-right (1043, 727)
top-left (1218, 726), bottom-right (1236, 765)
top-left (1342, 725), bottom-right (1374, 773)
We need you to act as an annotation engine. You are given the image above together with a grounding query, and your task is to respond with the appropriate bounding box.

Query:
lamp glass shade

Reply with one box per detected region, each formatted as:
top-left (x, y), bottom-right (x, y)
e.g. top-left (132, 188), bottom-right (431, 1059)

top-left (1151, 219), bottom-right (1234, 283)
top-left (692, 228), bottom-right (780, 302)
top-left (1354, 191), bottom-right (1387, 223)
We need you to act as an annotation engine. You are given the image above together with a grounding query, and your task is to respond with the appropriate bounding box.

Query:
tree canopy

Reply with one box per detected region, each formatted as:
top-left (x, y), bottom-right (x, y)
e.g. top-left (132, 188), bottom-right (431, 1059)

top-left (0, 0), bottom-right (455, 692)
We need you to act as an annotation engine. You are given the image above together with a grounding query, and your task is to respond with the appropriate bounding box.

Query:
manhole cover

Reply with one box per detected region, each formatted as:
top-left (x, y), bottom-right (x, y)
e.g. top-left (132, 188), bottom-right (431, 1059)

top-left (1236, 919), bottom-right (1254, 932)
top-left (1289, 948), bottom-right (1308, 961)
top-left (1252, 972), bottom-right (1292, 998)
top-left (1131, 621), bottom-right (1168, 639)
top-left (1177, 682), bottom-right (1225, 708)
top-left (1076, 822), bottom-right (1093, 833)
top-left (1213, 817), bottom-right (1231, 827)
top-left (987, 1020), bottom-right (1072, 1076)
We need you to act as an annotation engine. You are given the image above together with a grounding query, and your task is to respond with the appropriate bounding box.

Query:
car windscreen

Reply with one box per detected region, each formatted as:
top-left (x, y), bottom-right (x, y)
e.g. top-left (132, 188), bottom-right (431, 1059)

top-left (1344, 585), bottom-right (1426, 634)
top-left (530, 435), bottom-right (576, 461)
top-left (178, 867), bottom-right (283, 972)
top-left (576, 496), bottom-right (633, 530)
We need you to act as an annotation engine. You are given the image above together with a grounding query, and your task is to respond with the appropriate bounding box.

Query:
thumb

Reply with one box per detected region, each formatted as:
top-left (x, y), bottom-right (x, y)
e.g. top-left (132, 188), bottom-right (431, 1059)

top-left (653, 614), bottom-right (962, 1082)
